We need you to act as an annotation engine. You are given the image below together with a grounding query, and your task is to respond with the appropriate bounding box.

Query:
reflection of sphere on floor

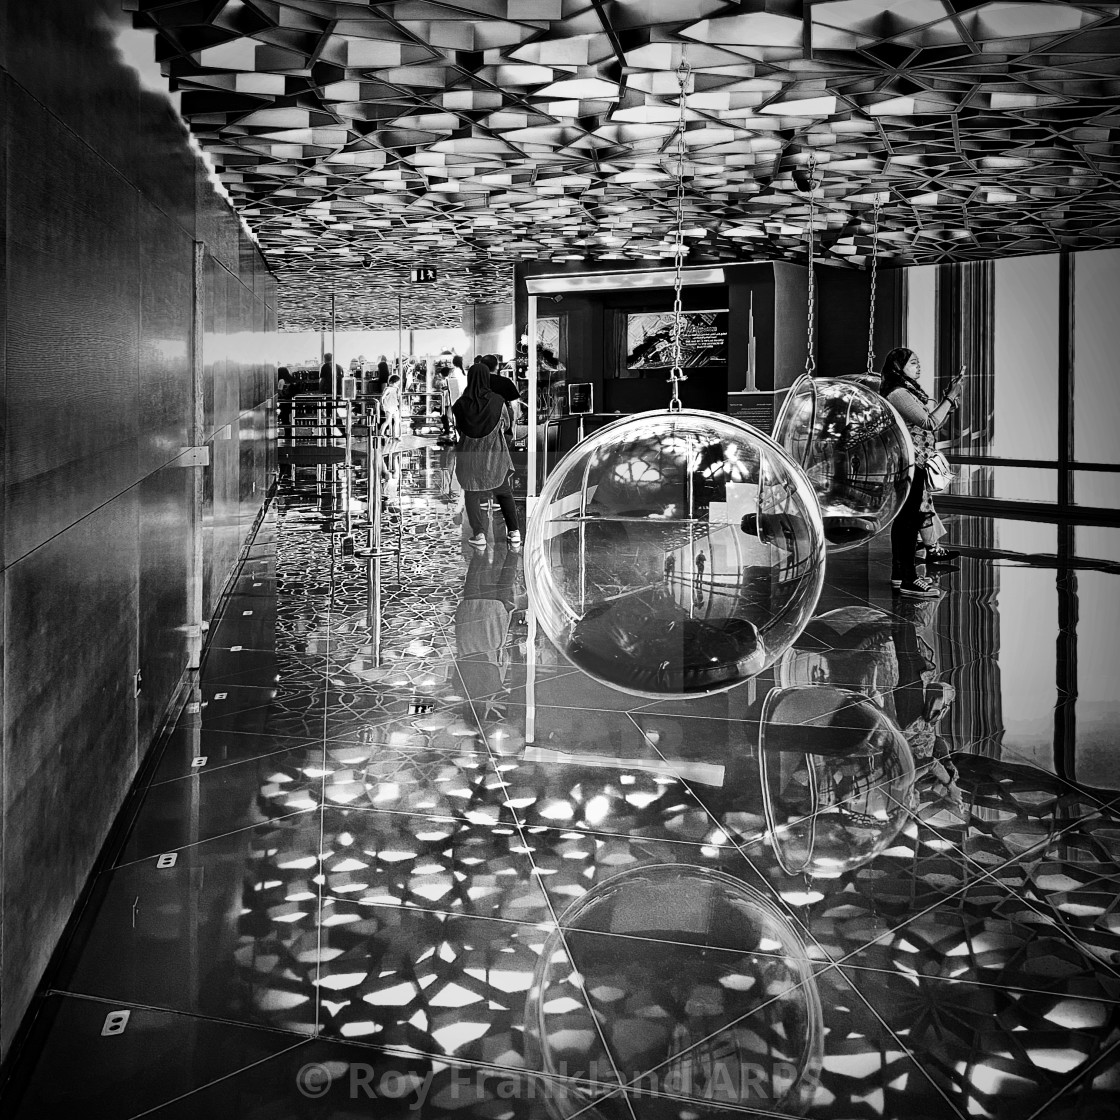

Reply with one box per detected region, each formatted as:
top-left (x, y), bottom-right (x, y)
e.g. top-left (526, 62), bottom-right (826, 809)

top-left (778, 606), bottom-right (898, 700)
top-left (759, 685), bottom-right (916, 876)
top-left (773, 376), bottom-right (914, 552)
top-left (525, 864), bottom-right (823, 1118)
top-left (525, 410), bottom-right (826, 697)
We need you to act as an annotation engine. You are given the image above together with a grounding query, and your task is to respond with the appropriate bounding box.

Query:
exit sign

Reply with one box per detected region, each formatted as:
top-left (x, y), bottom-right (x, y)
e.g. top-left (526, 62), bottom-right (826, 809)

top-left (410, 267), bottom-right (437, 283)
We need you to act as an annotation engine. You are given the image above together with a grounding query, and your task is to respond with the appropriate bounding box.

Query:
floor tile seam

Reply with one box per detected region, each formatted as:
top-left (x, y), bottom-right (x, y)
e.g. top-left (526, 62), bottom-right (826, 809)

top-left (825, 815), bottom-right (1119, 980)
top-left (40, 987), bottom-right (314, 1042)
top-left (149, 743), bottom-right (335, 787)
top-left (905, 793), bottom-right (1118, 884)
top-left (320, 799), bottom-right (747, 850)
top-left (515, 820), bottom-right (743, 851)
top-left (896, 781), bottom-right (1109, 882)
top-left (319, 709), bottom-right (460, 741)
top-left (834, 961), bottom-right (1120, 1004)
top-left (111, 807), bottom-right (321, 871)
top-left (157, 725), bottom-right (327, 750)
top-left (1022, 1031), bottom-right (1120, 1120)
top-left (300, 1041), bottom-right (569, 1094)
top-left (319, 891), bottom-right (556, 931)
top-left (960, 747), bottom-right (1120, 817)
top-left (975, 826), bottom-right (1120, 986)
top-left (129, 1037), bottom-right (313, 1120)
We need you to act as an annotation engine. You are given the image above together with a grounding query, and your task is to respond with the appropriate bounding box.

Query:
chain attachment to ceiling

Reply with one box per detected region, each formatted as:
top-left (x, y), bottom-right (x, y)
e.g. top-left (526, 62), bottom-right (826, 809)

top-left (865, 196), bottom-right (882, 378)
top-left (800, 152), bottom-right (819, 378)
top-left (668, 58), bottom-right (692, 413)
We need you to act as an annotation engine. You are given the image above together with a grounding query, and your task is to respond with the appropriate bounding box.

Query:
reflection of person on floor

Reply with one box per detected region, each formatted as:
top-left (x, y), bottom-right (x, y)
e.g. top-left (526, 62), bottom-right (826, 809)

top-left (887, 598), bottom-right (963, 808)
top-left (454, 546), bottom-right (520, 731)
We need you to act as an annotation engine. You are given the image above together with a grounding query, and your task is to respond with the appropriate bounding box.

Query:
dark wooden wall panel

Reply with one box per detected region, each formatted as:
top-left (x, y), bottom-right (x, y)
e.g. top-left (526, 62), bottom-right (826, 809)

top-left (139, 200), bottom-right (192, 476)
top-left (0, 71), bottom-right (7, 1036)
top-left (5, 87), bottom-right (140, 562)
top-left (137, 462), bottom-right (192, 750)
top-left (0, 1), bottom-right (277, 1055)
top-left (1, 494), bottom-right (140, 1053)
top-left (4, 0), bottom-right (142, 195)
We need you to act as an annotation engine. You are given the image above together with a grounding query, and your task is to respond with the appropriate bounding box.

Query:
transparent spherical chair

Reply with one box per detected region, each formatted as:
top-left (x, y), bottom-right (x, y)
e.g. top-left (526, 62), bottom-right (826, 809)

top-left (525, 863), bottom-right (823, 1118)
top-left (773, 376), bottom-right (914, 552)
top-left (525, 410), bottom-right (826, 698)
top-left (758, 685), bottom-right (916, 877)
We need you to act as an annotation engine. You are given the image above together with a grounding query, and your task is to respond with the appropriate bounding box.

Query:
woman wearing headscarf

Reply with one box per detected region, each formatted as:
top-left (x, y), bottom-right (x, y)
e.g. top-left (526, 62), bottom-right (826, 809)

top-left (880, 347), bottom-right (963, 599)
top-left (452, 361), bottom-right (521, 548)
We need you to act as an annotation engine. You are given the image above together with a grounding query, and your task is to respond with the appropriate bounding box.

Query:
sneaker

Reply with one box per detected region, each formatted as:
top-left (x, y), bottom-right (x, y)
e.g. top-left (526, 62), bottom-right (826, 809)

top-left (898, 575), bottom-right (941, 599)
top-left (468, 533), bottom-right (487, 547)
top-left (508, 530), bottom-right (522, 547)
top-left (890, 564), bottom-right (902, 588)
top-left (924, 545), bottom-right (960, 565)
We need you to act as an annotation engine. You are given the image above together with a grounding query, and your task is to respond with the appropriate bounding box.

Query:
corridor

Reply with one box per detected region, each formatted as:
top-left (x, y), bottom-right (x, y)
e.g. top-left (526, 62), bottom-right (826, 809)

top-left (3, 447), bottom-right (1119, 1120)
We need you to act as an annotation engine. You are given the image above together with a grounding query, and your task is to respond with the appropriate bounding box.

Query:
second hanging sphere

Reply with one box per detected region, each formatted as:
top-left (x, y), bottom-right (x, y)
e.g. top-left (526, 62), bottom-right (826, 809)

top-left (773, 375), bottom-right (914, 552)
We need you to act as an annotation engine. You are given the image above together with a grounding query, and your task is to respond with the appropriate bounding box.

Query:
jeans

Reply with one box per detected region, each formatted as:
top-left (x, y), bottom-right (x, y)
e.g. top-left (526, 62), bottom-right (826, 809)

top-left (891, 468), bottom-right (926, 583)
top-left (464, 476), bottom-right (518, 536)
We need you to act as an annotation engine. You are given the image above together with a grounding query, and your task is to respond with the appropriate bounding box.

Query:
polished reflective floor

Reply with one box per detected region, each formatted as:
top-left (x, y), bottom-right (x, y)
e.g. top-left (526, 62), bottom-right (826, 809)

top-left (3, 442), bottom-right (1119, 1119)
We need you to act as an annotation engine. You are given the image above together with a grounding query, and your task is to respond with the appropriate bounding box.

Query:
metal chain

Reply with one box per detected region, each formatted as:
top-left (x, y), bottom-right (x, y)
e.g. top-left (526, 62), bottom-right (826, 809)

top-left (668, 58), bottom-right (691, 412)
top-left (865, 196), bottom-right (881, 377)
top-left (803, 154), bottom-right (817, 377)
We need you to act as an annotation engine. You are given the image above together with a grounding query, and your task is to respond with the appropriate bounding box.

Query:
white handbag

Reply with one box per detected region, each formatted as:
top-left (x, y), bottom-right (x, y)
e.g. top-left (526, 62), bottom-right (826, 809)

top-left (923, 450), bottom-right (952, 493)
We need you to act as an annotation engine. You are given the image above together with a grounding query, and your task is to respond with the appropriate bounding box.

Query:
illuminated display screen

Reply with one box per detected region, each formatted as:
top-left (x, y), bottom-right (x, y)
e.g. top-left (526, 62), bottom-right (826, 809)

top-left (624, 310), bottom-right (729, 372)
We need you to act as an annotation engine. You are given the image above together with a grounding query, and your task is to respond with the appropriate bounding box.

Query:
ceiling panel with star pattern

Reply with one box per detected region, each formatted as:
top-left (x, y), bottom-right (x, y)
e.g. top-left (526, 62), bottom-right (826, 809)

top-left (129, 0), bottom-right (1120, 329)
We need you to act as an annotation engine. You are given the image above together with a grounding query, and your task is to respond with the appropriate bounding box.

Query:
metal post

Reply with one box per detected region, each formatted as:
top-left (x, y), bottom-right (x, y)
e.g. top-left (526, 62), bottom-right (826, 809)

top-left (527, 293), bottom-right (538, 504)
top-left (525, 607), bottom-right (537, 746)
top-left (365, 417), bottom-right (377, 529)
top-left (370, 554), bottom-right (382, 667)
top-left (372, 427), bottom-right (382, 558)
top-left (189, 240), bottom-right (206, 669)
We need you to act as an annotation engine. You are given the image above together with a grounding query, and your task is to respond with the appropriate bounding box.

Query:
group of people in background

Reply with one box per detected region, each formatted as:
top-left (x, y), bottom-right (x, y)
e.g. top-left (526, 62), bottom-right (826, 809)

top-left (275, 350), bottom-right (524, 551)
top-left (880, 346), bottom-right (963, 600)
top-left (279, 344), bottom-right (958, 579)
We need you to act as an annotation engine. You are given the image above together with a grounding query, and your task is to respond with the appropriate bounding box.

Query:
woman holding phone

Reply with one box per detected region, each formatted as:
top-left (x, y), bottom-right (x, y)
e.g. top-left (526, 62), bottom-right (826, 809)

top-left (880, 348), bottom-right (963, 598)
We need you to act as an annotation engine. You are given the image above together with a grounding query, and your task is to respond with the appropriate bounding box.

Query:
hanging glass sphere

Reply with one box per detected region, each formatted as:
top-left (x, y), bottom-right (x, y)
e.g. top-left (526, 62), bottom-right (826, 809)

top-left (773, 375), bottom-right (914, 552)
top-left (524, 864), bottom-right (824, 1118)
top-left (758, 685), bottom-right (916, 877)
top-left (525, 410), bottom-right (826, 698)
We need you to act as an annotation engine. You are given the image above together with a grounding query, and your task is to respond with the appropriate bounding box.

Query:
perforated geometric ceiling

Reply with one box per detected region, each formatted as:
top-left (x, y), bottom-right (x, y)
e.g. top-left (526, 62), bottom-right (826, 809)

top-left (130, 0), bottom-right (1120, 330)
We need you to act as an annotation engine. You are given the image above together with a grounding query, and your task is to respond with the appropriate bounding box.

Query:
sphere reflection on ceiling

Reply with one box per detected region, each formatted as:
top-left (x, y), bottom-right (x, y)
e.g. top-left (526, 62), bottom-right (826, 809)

top-left (773, 376), bottom-right (914, 553)
top-left (759, 685), bottom-right (916, 877)
top-left (525, 863), bottom-right (824, 1118)
top-left (525, 410), bottom-right (826, 697)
